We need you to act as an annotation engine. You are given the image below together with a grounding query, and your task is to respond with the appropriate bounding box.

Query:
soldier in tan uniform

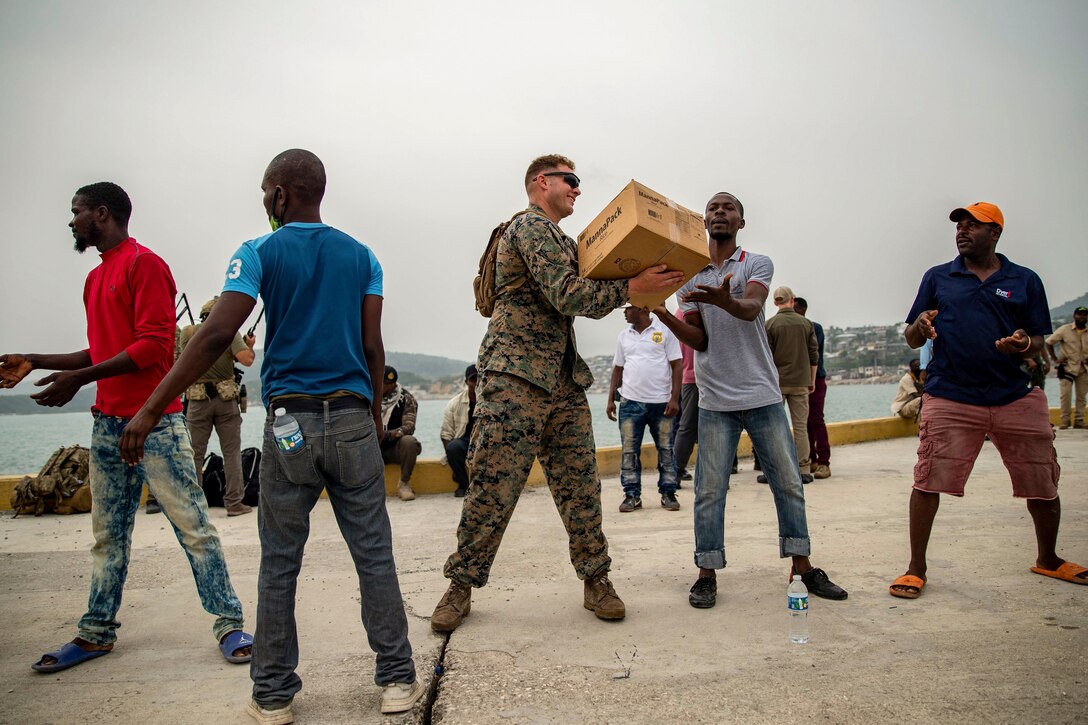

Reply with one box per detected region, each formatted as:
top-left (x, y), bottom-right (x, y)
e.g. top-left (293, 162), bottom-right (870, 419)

top-left (1046, 305), bottom-right (1088, 429)
top-left (431, 154), bottom-right (684, 632)
top-left (178, 297), bottom-right (256, 516)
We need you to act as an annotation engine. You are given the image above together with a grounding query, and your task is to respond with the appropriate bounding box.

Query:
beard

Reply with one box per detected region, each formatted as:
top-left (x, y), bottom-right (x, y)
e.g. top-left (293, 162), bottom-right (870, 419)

top-left (72, 221), bottom-right (101, 253)
top-left (708, 228), bottom-right (734, 242)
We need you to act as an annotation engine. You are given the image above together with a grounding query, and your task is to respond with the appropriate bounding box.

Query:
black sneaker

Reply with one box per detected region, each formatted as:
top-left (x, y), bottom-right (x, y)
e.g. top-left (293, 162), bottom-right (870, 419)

top-left (661, 492), bottom-right (680, 511)
top-left (756, 474), bottom-right (769, 484)
top-left (688, 577), bottom-right (717, 608)
top-left (800, 473), bottom-right (814, 484)
top-left (679, 469), bottom-right (693, 481)
top-left (146, 498), bottom-right (162, 515)
top-left (799, 567), bottom-right (848, 600)
top-left (618, 495), bottom-right (642, 513)
top-left (454, 487), bottom-right (467, 498)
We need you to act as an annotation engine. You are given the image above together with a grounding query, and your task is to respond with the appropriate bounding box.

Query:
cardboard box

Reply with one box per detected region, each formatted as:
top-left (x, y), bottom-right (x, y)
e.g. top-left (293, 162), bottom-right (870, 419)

top-left (577, 180), bottom-right (710, 309)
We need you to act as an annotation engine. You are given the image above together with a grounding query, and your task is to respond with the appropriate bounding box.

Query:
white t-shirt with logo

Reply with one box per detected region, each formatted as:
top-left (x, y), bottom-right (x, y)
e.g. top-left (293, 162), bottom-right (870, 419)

top-left (613, 317), bottom-right (682, 404)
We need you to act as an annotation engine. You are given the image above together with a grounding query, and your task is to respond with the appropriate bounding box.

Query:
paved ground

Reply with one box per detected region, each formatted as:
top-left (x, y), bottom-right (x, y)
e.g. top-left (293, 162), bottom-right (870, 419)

top-left (1, 432), bottom-right (1085, 725)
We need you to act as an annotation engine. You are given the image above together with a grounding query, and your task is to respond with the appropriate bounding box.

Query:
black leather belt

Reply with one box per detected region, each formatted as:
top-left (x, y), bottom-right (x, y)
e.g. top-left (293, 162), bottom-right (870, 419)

top-left (271, 396), bottom-right (369, 414)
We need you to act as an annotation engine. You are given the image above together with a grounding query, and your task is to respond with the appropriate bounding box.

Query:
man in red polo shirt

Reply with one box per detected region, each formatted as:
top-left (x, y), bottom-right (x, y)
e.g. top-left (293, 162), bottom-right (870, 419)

top-left (0, 182), bottom-right (252, 673)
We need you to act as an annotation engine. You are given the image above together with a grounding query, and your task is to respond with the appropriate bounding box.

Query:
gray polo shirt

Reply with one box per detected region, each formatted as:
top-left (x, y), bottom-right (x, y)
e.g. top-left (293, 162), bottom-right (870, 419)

top-left (677, 247), bottom-right (782, 412)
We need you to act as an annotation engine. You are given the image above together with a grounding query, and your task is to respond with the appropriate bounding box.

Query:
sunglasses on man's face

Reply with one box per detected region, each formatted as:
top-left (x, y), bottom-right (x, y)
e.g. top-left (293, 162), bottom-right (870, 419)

top-left (540, 171), bottom-right (580, 189)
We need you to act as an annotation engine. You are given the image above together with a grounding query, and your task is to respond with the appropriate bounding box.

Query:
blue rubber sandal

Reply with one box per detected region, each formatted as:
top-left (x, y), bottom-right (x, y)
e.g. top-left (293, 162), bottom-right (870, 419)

top-left (32, 642), bottom-right (111, 673)
top-left (219, 630), bottom-right (253, 664)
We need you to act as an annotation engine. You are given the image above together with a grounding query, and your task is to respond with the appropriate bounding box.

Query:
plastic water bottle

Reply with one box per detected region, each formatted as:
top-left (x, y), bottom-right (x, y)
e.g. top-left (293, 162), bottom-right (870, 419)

top-left (788, 574), bottom-right (809, 644)
top-left (273, 408), bottom-right (304, 453)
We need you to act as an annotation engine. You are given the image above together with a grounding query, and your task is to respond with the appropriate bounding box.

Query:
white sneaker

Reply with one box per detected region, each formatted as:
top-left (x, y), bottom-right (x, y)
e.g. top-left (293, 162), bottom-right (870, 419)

top-left (380, 680), bottom-right (425, 714)
top-left (397, 482), bottom-right (416, 501)
top-left (246, 698), bottom-right (294, 724)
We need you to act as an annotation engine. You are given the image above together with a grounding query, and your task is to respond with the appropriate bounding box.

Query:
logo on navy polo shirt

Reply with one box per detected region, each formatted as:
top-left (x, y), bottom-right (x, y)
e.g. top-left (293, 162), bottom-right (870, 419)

top-left (995, 288), bottom-right (1012, 299)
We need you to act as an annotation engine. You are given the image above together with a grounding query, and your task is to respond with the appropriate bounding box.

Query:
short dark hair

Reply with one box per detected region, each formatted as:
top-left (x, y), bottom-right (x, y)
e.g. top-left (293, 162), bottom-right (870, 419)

top-left (75, 182), bottom-right (132, 225)
top-left (525, 154), bottom-right (575, 189)
top-left (265, 149), bottom-right (326, 206)
top-left (793, 296), bottom-right (807, 310)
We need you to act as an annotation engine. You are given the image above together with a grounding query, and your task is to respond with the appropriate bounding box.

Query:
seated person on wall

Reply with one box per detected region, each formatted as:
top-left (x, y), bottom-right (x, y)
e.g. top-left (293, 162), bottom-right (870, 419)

top-left (892, 358), bottom-right (924, 421)
top-left (380, 366), bottom-right (422, 501)
top-left (441, 365), bottom-right (478, 498)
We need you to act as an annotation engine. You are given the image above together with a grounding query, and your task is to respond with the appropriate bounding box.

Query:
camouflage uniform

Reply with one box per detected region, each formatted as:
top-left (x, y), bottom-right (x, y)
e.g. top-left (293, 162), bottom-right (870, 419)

top-left (443, 205), bottom-right (628, 586)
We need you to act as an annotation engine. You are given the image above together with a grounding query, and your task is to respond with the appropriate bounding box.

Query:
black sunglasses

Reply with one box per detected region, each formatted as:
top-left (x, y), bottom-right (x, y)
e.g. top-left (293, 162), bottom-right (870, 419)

top-left (540, 171), bottom-right (580, 189)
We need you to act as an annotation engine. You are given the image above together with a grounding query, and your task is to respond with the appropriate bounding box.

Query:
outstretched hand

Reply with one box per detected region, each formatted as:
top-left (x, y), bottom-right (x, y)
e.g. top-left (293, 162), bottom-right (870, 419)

top-left (684, 272), bottom-right (735, 309)
top-left (916, 310), bottom-right (939, 340)
top-left (628, 264), bottom-right (686, 299)
top-left (0, 354), bottom-right (32, 388)
top-left (995, 329), bottom-right (1031, 356)
top-left (30, 370), bottom-right (84, 408)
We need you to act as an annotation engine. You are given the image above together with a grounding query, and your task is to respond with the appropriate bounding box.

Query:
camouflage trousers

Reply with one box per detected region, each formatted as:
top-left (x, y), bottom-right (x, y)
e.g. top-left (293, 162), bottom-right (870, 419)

top-left (443, 370), bottom-right (611, 587)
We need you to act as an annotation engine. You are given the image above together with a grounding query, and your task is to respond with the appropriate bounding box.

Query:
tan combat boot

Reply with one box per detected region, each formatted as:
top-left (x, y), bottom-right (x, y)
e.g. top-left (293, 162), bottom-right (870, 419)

top-left (431, 580), bottom-right (472, 632)
top-left (584, 573), bottom-right (626, 621)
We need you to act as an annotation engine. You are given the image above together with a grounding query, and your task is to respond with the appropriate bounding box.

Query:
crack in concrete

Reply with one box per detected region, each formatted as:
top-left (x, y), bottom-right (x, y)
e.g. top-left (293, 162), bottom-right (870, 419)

top-left (422, 631), bottom-right (450, 725)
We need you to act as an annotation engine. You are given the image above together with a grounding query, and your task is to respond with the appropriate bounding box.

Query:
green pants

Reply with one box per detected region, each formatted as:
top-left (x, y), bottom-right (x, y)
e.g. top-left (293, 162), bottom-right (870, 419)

top-left (443, 371), bottom-right (611, 586)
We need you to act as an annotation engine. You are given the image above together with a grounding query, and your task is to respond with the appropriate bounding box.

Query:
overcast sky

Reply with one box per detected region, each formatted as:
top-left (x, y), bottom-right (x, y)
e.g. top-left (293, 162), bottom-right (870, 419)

top-left (1, 1), bottom-right (1085, 366)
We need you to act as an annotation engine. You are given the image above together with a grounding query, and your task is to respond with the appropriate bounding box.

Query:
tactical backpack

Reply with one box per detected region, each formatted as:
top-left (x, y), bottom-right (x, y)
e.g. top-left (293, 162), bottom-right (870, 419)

top-left (11, 445), bottom-right (92, 517)
top-left (473, 210), bottom-right (534, 317)
top-left (201, 453), bottom-right (226, 507)
top-left (241, 447), bottom-right (261, 507)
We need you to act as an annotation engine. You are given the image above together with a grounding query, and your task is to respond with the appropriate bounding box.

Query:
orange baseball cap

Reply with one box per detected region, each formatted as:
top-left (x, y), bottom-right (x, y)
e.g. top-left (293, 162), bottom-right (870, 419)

top-left (949, 202), bottom-right (1003, 228)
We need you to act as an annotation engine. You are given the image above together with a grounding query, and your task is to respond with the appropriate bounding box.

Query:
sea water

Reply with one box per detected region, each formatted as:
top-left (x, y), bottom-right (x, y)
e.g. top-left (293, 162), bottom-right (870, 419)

top-left (0, 384), bottom-right (1061, 475)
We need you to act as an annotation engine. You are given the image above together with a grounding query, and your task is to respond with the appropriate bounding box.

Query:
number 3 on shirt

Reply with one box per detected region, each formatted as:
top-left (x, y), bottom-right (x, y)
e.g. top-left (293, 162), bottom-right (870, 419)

top-left (227, 259), bottom-right (242, 279)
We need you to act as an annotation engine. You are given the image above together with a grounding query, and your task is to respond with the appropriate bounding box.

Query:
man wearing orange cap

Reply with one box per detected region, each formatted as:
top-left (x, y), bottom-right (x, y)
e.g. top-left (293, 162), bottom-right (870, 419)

top-left (890, 202), bottom-right (1086, 599)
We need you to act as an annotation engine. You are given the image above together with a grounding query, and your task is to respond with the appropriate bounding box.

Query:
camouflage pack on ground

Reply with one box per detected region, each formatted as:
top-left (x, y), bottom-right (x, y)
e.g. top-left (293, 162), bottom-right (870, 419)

top-left (11, 445), bottom-right (92, 517)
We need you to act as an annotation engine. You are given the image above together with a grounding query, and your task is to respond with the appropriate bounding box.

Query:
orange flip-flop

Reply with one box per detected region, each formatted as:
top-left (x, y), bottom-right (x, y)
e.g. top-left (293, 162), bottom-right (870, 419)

top-left (1029, 562), bottom-right (1088, 585)
top-left (889, 574), bottom-right (926, 599)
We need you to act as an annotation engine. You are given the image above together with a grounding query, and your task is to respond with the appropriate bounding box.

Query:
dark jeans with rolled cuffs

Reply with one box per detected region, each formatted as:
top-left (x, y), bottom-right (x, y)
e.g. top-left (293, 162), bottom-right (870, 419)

top-left (253, 399), bottom-right (415, 708)
top-left (445, 437), bottom-right (470, 488)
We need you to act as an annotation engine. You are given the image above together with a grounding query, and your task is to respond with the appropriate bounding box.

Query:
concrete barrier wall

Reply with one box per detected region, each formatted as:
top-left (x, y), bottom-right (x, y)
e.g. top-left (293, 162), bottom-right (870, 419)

top-left (0, 408), bottom-right (1063, 509)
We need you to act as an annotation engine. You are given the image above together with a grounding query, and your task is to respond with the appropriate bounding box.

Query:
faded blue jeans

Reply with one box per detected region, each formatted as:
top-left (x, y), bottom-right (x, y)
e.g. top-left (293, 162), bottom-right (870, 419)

top-left (80, 412), bottom-right (244, 645)
top-left (619, 398), bottom-right (678, 497)
top-left (693, 403), bottom-right (811, 569)
top-left (252, 400), bottom-right (415, 709)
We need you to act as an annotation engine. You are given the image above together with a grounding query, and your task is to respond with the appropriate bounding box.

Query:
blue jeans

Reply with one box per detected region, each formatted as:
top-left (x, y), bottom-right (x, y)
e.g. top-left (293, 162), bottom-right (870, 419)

top-left (252, 401), bottom-right (415, 708)
top-left (619, 398), bottom-right (677, 497)
top-left (80, 412), bottom-right (244, 645)
top-left (693, 403), bottom-right (810, 569)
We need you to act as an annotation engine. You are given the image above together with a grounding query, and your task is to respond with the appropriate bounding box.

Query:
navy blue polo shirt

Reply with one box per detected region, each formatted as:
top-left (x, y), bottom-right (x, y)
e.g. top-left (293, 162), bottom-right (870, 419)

top-left (906, 253), bottom-right (1051, 407)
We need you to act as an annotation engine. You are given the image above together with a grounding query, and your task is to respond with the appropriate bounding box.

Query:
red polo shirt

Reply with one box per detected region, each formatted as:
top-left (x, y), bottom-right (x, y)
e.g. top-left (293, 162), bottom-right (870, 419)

top-left (83, 238), bottom-right (183, 417)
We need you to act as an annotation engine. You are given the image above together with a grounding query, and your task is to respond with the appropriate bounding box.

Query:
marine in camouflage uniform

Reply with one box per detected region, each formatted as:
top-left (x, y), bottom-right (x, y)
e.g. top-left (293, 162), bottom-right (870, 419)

top-left (433, 155), bottom-right (688, 632)
top-left (444, 203), bottom-right (626, 585)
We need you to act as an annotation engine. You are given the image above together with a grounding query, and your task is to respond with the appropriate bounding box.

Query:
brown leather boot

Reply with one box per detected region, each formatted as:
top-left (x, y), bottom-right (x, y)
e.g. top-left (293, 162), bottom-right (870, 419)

top-left (431, 580), bottom-right (472, 632)
top-left (584, 574), bottom-right (626, 621)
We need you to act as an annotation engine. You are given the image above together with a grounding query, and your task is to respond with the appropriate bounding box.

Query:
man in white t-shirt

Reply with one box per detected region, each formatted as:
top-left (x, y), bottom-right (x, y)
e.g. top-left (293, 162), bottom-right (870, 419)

top-left (607, 305), bottom-right (682, 512)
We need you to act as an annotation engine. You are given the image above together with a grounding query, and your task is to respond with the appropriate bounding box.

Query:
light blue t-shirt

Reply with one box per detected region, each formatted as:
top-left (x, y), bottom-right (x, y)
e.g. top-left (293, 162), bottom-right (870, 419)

top-left (222, 222), bottom-right (383, 407)
top-left (677, 247), bottom-right (783, 412)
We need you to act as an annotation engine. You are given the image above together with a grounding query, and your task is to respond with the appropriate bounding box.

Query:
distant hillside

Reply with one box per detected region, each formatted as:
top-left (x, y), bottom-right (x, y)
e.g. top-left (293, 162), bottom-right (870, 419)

top-left (0, 387), bottom-right (97, 415)
top-left (1051, 292), bottom-right (1088, 322)
top-left (386, 352), bottom-right (473, 380)
top-left (0, 350), bottom-right (472, 416)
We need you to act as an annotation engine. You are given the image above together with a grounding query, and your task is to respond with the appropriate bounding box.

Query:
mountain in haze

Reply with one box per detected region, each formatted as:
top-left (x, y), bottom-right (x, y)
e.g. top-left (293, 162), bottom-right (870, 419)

top-left (1051, 292), bottom-right (1088, 322)
top-left (0, 350), bottom-right (472, 415)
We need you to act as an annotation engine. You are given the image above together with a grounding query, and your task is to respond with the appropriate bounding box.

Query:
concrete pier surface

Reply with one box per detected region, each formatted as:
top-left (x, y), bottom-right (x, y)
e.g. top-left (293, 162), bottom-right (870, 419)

top-left (1, 432), bottom-right (1085, 724)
